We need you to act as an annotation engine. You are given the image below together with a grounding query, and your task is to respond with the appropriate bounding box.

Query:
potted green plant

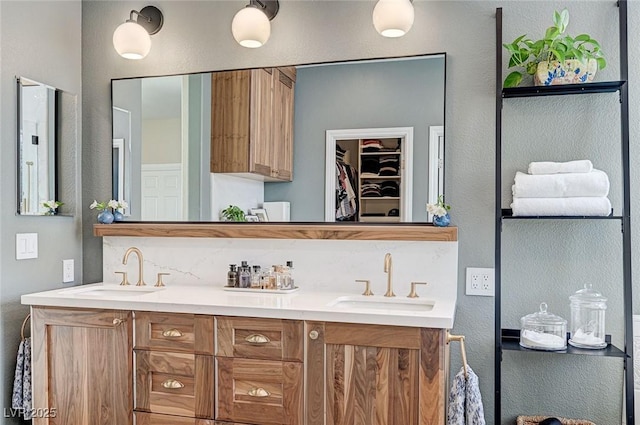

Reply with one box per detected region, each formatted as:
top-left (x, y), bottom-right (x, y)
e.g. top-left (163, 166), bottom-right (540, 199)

top-left (220, 205), bottom-right (247, 222)
top-left (503, 9), bottom-right (606, 88)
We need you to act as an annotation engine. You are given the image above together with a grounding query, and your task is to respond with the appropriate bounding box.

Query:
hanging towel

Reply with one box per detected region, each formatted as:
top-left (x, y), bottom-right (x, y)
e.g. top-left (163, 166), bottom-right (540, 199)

top-left (512, 170), bottom-right (610, 198)
top-left (447, 366), bottom-right (486, 425)
top-left (511, 197), bottom-right (612, 216)
top-left (12, 337), bottom-right (32, 420)
top-left (528, 160), bottom-right (593, 175)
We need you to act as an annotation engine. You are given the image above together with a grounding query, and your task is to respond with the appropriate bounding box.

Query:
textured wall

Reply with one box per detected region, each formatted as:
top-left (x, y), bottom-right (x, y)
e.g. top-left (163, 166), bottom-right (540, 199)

top-left (0, 1), bottom-right (82, 424)
top-left (81, 1), bottom-right (639, 424)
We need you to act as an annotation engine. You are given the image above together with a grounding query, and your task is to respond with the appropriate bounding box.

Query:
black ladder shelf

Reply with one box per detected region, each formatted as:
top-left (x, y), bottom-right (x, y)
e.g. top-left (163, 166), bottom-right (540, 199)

top-left (494, 2), bottom-right (633, 424)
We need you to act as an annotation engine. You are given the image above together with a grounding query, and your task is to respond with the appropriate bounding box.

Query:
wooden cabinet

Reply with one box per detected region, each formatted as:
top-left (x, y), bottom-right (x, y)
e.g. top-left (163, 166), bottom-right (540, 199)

top-left (31, 307), bottom-right (133, 425)
top-left (211, 67), bottom-right (295, 181)
top-left (135, 312), bottom-right (215, 422)
top-left (305, 322), bottom-right (447, 425)
top-left (215, 317), bottom-right (304, 425)
top-left (31, 307), bottom-right (447, 425)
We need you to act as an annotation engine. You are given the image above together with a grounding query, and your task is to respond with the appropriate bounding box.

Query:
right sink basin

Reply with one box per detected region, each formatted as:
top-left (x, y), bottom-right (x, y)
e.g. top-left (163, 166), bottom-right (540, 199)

top-left (327, 295), bottom-right (435, 312)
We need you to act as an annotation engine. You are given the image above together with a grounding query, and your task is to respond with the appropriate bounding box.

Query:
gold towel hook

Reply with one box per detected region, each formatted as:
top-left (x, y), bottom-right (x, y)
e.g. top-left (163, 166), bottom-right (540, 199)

top-left (20, 313), bottom-right (31, 341)
top-left (446, 331), bottom-right (468, 379)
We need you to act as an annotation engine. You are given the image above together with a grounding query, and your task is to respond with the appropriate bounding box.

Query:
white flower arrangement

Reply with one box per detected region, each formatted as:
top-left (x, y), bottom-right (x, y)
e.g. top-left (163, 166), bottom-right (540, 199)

top-left (426, 195), bottom-right (451, 217)
top-left (89, 199), bottom-right (128, 212)
top-left (42, 200), bottom-right (63, 210)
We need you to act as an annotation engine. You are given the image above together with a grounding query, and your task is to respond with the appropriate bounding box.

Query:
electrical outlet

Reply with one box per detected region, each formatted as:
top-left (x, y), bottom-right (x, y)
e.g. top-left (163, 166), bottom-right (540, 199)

top-left (466, 267), bottom-right (495, 296)
top-left (63, 259), bottom-right (74, 283)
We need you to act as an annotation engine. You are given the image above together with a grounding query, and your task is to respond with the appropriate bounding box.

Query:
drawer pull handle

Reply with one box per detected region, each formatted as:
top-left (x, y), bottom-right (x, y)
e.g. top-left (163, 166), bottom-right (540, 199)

top-left (248, 387), bottom-right (270, 398)
top-left (162, 328), bottom-right (183, 338)
top-left (245, 334), bottom-right (270, 344)
top-left (162, 379), bottom-right (185, 389)
top-left (112, 318), bottom-right (125, 326)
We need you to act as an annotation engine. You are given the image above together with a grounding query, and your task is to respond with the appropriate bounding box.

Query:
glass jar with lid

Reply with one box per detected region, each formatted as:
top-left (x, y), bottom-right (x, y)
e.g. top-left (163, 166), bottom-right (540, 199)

top-left (569, 284), bottom-right (607, 349)
top-left (520, 302), bottom-right (567, 351)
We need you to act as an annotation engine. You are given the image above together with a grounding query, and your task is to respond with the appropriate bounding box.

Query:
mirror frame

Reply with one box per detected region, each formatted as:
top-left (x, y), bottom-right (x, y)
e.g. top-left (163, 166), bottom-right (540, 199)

top-left (16, 76), bottom-right (60, 216)
top-left (110, 52), bottom-right (447, 225)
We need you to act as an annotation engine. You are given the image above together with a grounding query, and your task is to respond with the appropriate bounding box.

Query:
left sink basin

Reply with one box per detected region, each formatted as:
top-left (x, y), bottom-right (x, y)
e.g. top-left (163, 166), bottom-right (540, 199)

top-left (61, 285), bottom-right (164, 298)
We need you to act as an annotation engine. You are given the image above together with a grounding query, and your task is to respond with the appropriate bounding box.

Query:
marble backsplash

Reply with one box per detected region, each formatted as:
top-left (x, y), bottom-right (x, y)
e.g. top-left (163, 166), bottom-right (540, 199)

top-left (103, 236), bottom-right (458, 301)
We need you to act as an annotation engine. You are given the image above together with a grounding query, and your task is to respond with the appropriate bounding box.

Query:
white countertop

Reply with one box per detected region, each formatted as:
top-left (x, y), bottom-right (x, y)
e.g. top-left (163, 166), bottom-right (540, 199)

top-left (21, 283), bottom-right (456, 328)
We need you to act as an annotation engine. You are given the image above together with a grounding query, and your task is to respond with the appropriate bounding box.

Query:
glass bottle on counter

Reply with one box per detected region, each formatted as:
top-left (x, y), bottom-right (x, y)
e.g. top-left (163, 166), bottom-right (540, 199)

top-left (227, 264), bottom-right (238, 287)
top-left (251, 265), bottom-right (262, 288)
top-left (239, 265), bottom-right (251, 288)
top-left (286, 261), bottom-right (295, 288)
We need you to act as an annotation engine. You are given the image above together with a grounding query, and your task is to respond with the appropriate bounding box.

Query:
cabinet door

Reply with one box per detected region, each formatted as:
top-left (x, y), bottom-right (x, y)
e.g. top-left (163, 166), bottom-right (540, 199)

top-left (271, 69), bottom-right (295, 181)
top-left (31, 307), bottom-right (133, 425)
top-left (211, 70), bottom-right (251, 173)
top-left (306, 322), bottom-right (446, 425)
top-left (249, 68), bottom-right (274, 177)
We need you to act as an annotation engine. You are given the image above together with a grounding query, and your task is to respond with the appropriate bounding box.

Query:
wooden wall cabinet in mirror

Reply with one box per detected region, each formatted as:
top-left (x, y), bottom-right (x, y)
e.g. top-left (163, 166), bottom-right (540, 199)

top-left (211, 67), bottom-right (296, 182)
top-left (17, 77), bottom-right (61, 216)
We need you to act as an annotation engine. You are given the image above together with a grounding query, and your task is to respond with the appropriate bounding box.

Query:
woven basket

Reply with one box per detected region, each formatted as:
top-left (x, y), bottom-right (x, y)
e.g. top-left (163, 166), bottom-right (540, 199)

top-left (517, 416), bottom-right (596, 425)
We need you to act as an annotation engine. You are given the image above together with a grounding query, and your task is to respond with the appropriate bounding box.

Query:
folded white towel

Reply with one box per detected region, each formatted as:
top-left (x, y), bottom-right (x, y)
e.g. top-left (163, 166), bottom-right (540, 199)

top-left (511, 197), bottom-right (612, 216)
top-left (512, 170), bottom-right (609, 198)
top-left (528, 160), bottom-right (593, 175)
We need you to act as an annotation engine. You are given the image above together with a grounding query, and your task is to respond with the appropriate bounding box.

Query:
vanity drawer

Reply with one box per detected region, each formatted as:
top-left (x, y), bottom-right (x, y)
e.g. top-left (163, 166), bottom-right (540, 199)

top-left (135, 412), bottom-right (215, 425)
top-left (135, 312), bottom-right (214, 354)
top-left (216, 357), bottom-right (303, 425)
top-left (216, 317), bottom-right (303, 361)
top-left (135, 350), bottom-right (214, 418)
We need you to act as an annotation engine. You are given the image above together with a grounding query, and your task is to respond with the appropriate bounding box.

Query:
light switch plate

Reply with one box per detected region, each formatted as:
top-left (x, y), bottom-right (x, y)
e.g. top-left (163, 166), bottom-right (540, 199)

top-left (16, 233), bottom-right (38, 260)
top-left (63, 259), bottom-right (74, 283)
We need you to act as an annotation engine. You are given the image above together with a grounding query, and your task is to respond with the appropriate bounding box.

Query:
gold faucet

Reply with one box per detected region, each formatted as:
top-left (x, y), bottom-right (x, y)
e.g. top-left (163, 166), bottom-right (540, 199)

top-left (123, 247), bottom-right (146, 286)
top-left (383, 253), bottom-right (395, 297)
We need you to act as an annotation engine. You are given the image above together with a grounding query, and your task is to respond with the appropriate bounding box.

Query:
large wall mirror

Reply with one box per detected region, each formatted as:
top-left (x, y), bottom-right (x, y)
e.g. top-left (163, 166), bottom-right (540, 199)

top-left (17, 77), bottom-right (60, 216)
top-left (111, 53), bottom-right (445, 223)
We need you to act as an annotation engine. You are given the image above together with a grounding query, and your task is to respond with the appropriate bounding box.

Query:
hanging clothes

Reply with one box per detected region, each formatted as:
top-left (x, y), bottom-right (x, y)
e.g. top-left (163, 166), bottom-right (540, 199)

top-left (335, 160), bottom-right (358, 221)
top-left (447, 366), bottom-right (486, 425)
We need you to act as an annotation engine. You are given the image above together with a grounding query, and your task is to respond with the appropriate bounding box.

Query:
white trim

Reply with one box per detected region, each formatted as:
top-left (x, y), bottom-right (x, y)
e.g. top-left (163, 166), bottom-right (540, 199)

top-left (428, 125), bottom-right (445, 222)
top-left (181, 76), bottom-right (190, 219)
top-left (141, 163), bottom-right (181, 172)
top-left (325, 127), bottom-right (414, 222)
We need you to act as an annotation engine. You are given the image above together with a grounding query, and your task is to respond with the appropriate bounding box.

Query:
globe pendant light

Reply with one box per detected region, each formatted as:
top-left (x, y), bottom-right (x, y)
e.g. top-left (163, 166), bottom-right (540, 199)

top-left (232, 0), bottom-right (279, 48)
top-left (372, 0), bottom-right (414, 38)
top-left (113, 6), bottom-right (164, 60)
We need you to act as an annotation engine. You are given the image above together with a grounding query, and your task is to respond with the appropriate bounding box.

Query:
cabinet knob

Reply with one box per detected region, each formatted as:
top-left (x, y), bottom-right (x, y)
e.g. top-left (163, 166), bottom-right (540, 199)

top-left (161, 379), bottom-right (185, 389)
top-left (162, 328), bottom-right (183, 338)
top-left (112, 318), bottom-right (125, 326)
top-left (248, 387), bottom-right (270, 398)
top-left (245, 334), bottom-right (270, 344)
top-left (309, 330), bottom-right (319, 340)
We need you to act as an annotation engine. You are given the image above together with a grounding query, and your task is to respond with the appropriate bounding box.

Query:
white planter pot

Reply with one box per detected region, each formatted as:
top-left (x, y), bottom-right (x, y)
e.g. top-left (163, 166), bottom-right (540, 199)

top-left (534, 59), bottom-right (598, 86)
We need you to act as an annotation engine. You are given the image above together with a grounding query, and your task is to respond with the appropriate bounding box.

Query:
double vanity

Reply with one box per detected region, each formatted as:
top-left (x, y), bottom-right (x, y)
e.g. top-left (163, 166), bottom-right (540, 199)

top-left (22, 224), bottom-right (458, 425)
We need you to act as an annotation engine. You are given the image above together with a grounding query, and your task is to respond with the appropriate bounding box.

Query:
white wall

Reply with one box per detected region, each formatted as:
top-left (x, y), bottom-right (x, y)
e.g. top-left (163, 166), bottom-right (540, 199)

top-left (211, 174), bottom-right (264, 221)
top-left (81, 1), bottom-right (640, 424)
top-left (0, 1), bottom-right (82, 423)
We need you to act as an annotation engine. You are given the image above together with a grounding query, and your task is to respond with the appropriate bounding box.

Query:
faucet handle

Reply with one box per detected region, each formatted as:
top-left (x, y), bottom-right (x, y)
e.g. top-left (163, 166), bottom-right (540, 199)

top-left (408, 282), bottom-right (428, 298)
top-left (115, 271), bottom-right (129, 286)
top-left (356, 279), bottom-right (374, 296)
top-left (155, 272), bottom-right (170, 287)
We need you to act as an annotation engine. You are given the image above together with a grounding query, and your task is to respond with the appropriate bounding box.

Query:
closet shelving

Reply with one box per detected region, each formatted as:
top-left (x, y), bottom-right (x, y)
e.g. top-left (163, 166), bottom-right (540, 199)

top-left (337, 137), bottom-right (404, 223)
top-left (494, 2), bottom-right (633, 424)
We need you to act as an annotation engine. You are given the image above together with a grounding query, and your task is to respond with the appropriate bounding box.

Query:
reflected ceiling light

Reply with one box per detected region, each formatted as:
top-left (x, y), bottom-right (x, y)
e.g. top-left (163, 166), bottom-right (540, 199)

top-left (232, 0), bottom-right (279, 48)
top-left (113, 6), bottom-right (164, 60)
top-left (372, 0), bottom-right (414, 38)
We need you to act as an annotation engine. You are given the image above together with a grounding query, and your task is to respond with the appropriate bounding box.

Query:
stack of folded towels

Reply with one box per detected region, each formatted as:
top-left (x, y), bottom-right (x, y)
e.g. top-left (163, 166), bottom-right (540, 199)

top-left (510, 160), bottom-right (611, 216)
